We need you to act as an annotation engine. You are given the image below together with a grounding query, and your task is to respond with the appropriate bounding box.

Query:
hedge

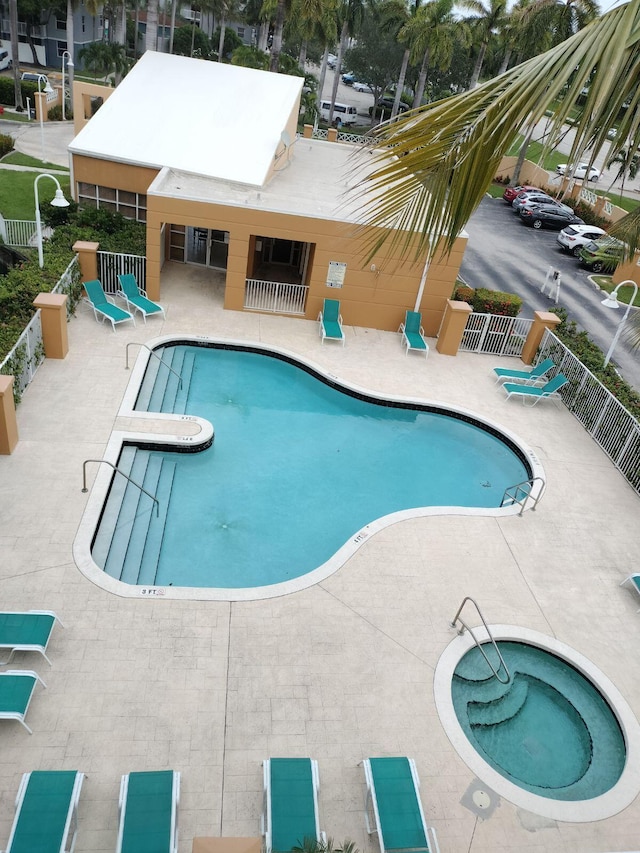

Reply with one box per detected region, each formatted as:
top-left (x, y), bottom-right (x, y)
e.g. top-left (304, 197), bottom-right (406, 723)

top-left (0, 207), bottom-right (146, 362)
top-left (471, 287), bottom-right (523, 317)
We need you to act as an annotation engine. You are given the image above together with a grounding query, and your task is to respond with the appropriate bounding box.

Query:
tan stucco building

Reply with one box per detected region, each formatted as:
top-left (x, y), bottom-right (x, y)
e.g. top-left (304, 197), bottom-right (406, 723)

top-left (69, 51), bottom-right (467, 336)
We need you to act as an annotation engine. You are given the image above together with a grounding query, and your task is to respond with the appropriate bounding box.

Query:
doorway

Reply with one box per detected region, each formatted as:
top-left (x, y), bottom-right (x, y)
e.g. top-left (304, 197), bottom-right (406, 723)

top-left (185, 227), bottom-right (229, 269)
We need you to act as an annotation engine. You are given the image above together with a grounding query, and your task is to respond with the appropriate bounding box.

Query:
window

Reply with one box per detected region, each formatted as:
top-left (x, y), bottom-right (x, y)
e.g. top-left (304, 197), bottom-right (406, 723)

top-left (56, 17), bottom-right (67, 31)
top-left (237, 27), bottom-right (245, 37)
top-left (76, 183), bottom-right (147, 222)
top-left (56, 41), bottom-right (68, 57)
top-left (82, 15), bottom-right (85, 33)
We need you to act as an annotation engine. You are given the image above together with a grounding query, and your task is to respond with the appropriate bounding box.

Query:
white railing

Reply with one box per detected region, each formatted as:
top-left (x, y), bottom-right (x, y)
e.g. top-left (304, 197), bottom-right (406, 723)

top-left (460, 312), bottom-right (534, 356)
top-left (337, 130), bottom-right (375, 145)
top-left (0, 215), bottom-right (37, 248)
top-left (244, 279), bottom-right (308, 314)
top-left (52, 256), bottom-right (81, 317)
top-left (0, 312), bottom-right (44, 402)
top-left (579, 188), bottom-right (598, 205)
top-left (537, 329), bottom-right (640, 495)
top-left (98, 251), bottom-right (146, 295)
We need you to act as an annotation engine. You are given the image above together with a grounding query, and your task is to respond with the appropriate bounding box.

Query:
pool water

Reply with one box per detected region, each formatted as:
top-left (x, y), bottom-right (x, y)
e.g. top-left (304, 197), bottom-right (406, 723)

top-left (93, 344), bottom-right (531, 589)
top-left (452, 642), bottom-right (626, 800)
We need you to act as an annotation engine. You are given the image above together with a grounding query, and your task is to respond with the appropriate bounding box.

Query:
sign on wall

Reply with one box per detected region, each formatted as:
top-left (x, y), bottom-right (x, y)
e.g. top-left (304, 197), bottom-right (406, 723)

top-left (326, 261), bottom-right (346, 288)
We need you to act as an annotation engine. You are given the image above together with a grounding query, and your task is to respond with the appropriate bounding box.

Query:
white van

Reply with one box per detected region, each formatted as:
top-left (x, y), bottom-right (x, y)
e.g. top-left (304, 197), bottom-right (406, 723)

top-left (319, 100), bottom-right (358, 126)
top-left (0, 49), bottom-right (12, 71)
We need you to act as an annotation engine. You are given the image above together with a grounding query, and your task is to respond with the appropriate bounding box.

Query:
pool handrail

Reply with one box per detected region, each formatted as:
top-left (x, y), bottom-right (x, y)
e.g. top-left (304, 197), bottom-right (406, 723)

top-left (125, 342), bottom-right (183, 389)
top-left (81, 459), bottom-right (160, 517)
top-left (450, 597), bottom-right (511, 685)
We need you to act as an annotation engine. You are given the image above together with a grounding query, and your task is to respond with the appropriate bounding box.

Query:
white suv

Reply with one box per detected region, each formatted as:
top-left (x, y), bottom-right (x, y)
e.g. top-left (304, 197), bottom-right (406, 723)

top-left (557, 224), bottom-right (607, 256)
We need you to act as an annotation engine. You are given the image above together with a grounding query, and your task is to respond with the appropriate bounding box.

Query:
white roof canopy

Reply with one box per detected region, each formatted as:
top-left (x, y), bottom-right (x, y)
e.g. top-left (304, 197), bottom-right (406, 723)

top-left (69, 51), bottom-right (304, 187)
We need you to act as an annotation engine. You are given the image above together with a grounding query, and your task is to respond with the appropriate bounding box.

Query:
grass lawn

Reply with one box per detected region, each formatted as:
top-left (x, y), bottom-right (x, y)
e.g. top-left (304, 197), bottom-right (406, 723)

top-left (592, 276), bottom-right (640, 307)
top-left (1, 151), bottom-right (69, 171)
top-left (0, 169), bottom-right (71, 220)
top-left (0, 110), bottom-right (30, 123)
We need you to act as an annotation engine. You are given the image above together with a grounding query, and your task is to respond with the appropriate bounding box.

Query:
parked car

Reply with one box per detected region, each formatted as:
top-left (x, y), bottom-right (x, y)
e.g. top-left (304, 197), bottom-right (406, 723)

top-left (519, 204), bottom-right (583, 229)
top-left (555, 163), bottom-right (601, 182)
top-left (327, 53), bottom-right (338, 69)
top-left (502, 184), bottom-right (539, 203)
top-left (20, 71), bottom-right (50, 87)
top-left (512, 191), bottom-right (558, 212)
top-left (0, 49), bottom-right (12, 71)
top-left (557, 224), bottom-right (607, 256)
top-left (579, 236), bottom-right (626, 272)
top-left (342, 72), bottom-right (355, 85)
top-left (369, 96), bottom-right (411, 119)
top-left (353, 81), bottom-right (373, 93)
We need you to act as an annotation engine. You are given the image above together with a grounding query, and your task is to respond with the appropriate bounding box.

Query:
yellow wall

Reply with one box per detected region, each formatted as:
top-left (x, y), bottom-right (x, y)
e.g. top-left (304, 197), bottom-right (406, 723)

top-left (71, 81), bottom-right (116, 136)
top-left (70, 153), bottom-right (467, 335)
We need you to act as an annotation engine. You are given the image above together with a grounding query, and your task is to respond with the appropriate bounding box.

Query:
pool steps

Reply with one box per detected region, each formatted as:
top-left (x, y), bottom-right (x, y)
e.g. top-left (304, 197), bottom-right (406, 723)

top-left (467, 675), bottom-right (529, 727)
top-left (92, 446), bottom-right (177, 585)
top-left (136, 346), bottom-right (196, 414)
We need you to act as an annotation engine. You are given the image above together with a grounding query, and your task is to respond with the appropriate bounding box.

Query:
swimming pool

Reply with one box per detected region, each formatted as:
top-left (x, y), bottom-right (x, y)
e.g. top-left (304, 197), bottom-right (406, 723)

top-left (75, 337), bottom-right (544, 600)
top-left (435, 625), bottom-right (640, 822)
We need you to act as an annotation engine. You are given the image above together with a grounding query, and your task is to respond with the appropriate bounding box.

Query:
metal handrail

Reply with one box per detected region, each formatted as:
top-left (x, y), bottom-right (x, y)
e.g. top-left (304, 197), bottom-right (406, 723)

top-left (450, 597), bottom-right (511, 685)
top-left (81, 459), bottom-right (159, 516)
top-left (501, 476), bottom-right (546, 515)
top-left (125, 342), bottom-right (182, 388)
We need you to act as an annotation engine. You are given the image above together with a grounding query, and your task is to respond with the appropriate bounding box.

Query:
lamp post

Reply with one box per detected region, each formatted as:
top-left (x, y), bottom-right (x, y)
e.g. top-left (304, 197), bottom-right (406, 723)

top-left (61, 51), bottom-right (74, 121)
top-left (37, 75), bottom-right (54, 162)
top-left (601, 279), bottom-right (639, 368)
top-left (34, 174), bottom-right (70, 269)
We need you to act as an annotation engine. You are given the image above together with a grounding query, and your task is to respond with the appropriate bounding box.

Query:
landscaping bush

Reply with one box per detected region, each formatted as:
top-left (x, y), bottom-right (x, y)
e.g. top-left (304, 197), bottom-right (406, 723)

top-left (550, 306), bottom-right (640, 418)
top-left (47, 104), bottom-right (72, 121)
top-left (453, 284), bottom-right (474, 303)
top-left (0, 132), bottom-right (14, 158)
top-left (471, 287), bottom-right (522, 316)
top-left (0, 76), bottom-right (13, 105)
top-left (558, 197), bottom-right (609, 229)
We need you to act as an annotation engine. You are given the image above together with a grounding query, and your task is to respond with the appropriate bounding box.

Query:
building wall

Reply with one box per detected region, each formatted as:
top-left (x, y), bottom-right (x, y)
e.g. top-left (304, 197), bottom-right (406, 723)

top-left (69, 152), bottom-right (467, 335)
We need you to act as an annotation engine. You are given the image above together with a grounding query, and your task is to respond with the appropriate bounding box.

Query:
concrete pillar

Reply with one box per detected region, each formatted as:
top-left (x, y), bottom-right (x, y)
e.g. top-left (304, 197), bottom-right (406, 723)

top-left (34, 90), bottom-right (47, 122)
top-left (72, 240), bottom-right (100, 284)
top-left (520, 310), bottom-right (562, 365)
top-left (327, 127), bottom-right (338, 142)
top-left (33, 293), bottom-right (69, 359)
top-left (303, 124), bottom-right (313, 139)
top-left (0, 375), bottom-right (18, 455)
top-left (436, 300), bottom-right (473, 356)
top-left (594, 195), bottom-right (609, 217)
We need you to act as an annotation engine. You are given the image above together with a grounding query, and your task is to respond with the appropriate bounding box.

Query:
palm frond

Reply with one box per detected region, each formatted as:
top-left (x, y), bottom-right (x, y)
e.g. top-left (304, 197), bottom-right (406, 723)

top-left (354, 0), bottom-right (640, 262)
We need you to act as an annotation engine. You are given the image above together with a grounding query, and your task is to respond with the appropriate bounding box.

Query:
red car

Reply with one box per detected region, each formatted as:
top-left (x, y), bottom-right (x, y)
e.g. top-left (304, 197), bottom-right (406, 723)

top-left (502, 184), bottom-right (539, 203)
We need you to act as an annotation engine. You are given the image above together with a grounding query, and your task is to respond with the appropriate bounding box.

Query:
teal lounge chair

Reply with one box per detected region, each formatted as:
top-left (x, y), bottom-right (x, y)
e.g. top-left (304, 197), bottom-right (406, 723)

top-left (503, 373), bottom-right (568, 406)
top-left (262, 758), bottom-right (324, 853)
top-left (493, 357), bottom-right (555, 385)
top-left (0, 610), bottom-right (63, 666)
top-left (0, 670), bottom-right (46, 734)
top-left (318, 299), bottom-right (345, 345)
top-left (84, 279), bottom-right (135, 331)
top-left (620, 574), bottom-right (640, 612)
top-left (2, 770), bottom-right (85, 853)
top-left (399, 311), bottom-right (429, 358)
top-left (363, 757), bottom-right (440, 853)
top-left (117, 274), bottom-right (166, 323)
top-left (116, 770), bottom-right (180, 853)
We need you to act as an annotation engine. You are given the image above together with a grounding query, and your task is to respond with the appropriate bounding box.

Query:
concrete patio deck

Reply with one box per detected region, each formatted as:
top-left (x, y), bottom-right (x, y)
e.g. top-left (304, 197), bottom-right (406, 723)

top-left (1, 262), bottom-right (640, 853)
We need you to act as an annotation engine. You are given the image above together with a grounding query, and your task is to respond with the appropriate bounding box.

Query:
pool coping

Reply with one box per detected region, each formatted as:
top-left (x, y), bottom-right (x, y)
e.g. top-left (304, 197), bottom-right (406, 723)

top-left (72, 335), bottom-right (547, 602)
top-left (433, 624), bottom-right (640, 823)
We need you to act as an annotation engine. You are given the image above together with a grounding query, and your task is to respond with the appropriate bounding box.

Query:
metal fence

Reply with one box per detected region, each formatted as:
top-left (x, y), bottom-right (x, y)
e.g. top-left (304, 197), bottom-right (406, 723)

top-left (244, 279), bottom-right (308, 314)
top-left (52, 256), bottom-right (81, 317)
top-left (460, 312), bottom-right (534, 356)
top-left (98, 251), bottom-right (146, 295)
top-left (0, 312), bottom-right (44, 402)
top-left (538, 329), bottom-right (640, 494)
top-left (0, 216), bottom-right (37, 248)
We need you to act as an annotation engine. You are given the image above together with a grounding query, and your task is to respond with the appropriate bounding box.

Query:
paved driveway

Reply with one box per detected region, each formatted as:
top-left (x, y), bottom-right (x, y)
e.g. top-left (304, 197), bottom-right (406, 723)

top-left (461, 195), bottom-right (640, 391)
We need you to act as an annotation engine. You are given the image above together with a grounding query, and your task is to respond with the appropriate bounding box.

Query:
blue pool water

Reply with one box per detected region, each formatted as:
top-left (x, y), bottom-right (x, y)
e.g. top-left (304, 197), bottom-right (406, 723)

top-left (452, 642), bottom-right (626, 800)
top-left (93, 344), bottom-right (531, 589)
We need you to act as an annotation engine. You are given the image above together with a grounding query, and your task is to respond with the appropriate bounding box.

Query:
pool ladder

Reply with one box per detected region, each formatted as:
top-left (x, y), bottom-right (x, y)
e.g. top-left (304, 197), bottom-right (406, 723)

top-left (501, 476), bottom-right (546, 516)
top-left (451, 597), bottom-right (511, 685)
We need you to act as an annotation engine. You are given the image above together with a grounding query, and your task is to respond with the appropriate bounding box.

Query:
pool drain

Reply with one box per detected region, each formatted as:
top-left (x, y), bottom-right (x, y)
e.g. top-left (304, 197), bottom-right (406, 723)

top-left (461, 779), bottom-right (500, 819)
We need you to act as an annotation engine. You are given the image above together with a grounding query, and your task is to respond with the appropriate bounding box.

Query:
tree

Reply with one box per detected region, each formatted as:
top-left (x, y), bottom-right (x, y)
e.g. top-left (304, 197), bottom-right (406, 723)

top-left (145, 0), bottom-right (159, 52)
top-left (213, 25), bottom-right (243, 59)
top-left (9, 0), bottom-right (22, 110)
top-left (285, 0), bottom-right (338, 69)
top-left (378, 0), bottom-right (417, 120)
top-left (78, 41), bottom-right (128, 80)
top-left (357, 0), bottom-right (640, 273)
top-left (172, 25), bottom-right (212, 57)
top-left (462, 0), bottom-right (509, 89)
top-left (231, 44), bottom-right (270, 67)
top-left (328, 0), bottom-right (366, 121)
top-left (17, 0), bottom-right (49, 66)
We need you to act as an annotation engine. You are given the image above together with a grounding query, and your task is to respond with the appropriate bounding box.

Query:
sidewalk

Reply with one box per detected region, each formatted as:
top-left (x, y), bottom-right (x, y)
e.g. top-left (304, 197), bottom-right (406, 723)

top-left (0, 116), bottom-right (74, 168)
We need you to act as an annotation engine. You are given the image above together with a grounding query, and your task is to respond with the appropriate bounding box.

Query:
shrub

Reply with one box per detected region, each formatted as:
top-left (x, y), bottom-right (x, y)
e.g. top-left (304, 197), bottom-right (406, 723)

top-left (471, 287), bottom-right (523, 316)
top-left (47, 104), bottom-right (72, 121)
top-left (453, 284), bottom-right (474, 303)
top-left (0, 132), bottom-right (14, 158)
top-left (0, 76), bottom-right (13, 105)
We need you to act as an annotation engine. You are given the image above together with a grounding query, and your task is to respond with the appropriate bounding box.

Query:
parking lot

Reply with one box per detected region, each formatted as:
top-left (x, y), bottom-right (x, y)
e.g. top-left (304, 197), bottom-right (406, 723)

top-left (461, 194), bottom-right (640, 390)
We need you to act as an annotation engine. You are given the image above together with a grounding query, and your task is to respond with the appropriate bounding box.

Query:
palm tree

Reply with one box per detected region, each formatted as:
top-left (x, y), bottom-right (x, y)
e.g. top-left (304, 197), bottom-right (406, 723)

top-left (356, 0), bottom-right (640, 270)
top-left (379, 0), bottom-right (419, 120)
top-left (462, 0), bottom-right (509, 88)
top-left (400, 0), bottom-right (468, 108)
top-left (327, 0), bottom-right (366, 122)
top-left (287, 0), bottom-right (338, 70)
top-left (9, 0), bottom-right (22, 110)
top-left (145, 0), bottom-right (160, 52)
